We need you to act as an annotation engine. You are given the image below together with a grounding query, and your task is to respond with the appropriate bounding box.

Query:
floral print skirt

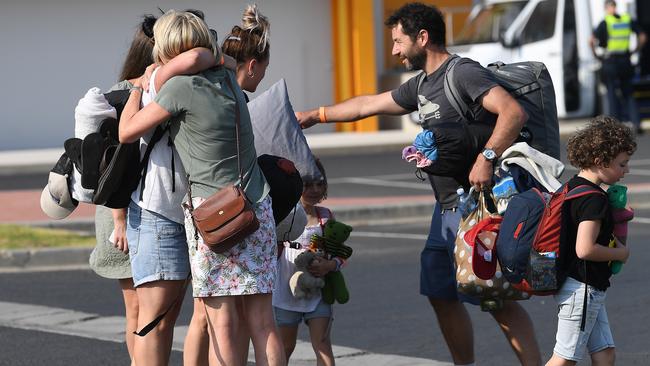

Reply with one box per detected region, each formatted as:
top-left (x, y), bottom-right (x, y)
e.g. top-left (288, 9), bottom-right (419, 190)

top-left (183, 195), bottom-right (277, 297)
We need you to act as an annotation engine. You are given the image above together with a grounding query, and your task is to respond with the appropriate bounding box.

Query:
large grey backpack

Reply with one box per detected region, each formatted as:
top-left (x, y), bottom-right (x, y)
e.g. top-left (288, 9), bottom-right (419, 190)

top-left (439, 55), bottom-right (560, 159)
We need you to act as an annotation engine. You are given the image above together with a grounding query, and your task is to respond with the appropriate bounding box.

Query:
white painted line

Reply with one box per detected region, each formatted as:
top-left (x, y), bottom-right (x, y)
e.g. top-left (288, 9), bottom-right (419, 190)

top-left (0, 301), bottom-right (444, 365)
top-left (352, 231), bottom-right (428, 240)
top-left (632, 217), bottom-right (650, 224)
top-left (352, 216), bottom-right (650, 241)
top-left (628, 159), bottom-right (650, 166)
top-left (347, 172), bottom-right (420, 181)
top-left (627, 168), bottom-right (650, 176)
top-left (330, 177), bottom-right (430, 190)
top-left (630, 202), bottom-right (650, 209)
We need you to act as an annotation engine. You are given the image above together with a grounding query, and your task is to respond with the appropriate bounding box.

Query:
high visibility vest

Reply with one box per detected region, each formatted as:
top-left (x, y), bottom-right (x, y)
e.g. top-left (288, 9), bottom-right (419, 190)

top-left (605, 13), bottom-right (632, 53)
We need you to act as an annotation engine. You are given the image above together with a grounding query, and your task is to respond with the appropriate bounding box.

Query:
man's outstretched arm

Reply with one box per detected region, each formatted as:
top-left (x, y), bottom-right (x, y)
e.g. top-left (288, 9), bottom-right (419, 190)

top-left (296, 91), bottom-right (408, 129)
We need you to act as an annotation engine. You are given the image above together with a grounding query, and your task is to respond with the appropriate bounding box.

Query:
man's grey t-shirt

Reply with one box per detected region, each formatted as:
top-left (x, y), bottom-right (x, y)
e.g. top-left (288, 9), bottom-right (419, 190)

top-left (391, 56), bottom-right (497, 209)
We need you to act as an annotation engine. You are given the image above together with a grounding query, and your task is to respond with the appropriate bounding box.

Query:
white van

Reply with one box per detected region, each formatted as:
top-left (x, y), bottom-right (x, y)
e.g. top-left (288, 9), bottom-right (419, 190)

top-left (448, 0), bottom-right (639, 119)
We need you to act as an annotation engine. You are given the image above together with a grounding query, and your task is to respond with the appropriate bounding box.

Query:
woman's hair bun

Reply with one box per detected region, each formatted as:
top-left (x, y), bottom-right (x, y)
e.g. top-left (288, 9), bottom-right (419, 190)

top-left (141, 14), bottom-right (156, 39)
top-left (241, 4), bottom-right (269, 52)
top-left (184, 8), bottom-right (205, 20)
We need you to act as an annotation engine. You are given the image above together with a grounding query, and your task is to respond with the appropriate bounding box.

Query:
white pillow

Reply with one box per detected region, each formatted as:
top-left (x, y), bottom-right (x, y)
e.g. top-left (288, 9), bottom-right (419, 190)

top-left (248, 79), bottom-right (322, 181)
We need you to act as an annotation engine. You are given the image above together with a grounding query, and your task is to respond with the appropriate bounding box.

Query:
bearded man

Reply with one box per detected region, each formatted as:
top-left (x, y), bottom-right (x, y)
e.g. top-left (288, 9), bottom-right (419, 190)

top-left (297, 3), bottom-right (542, 366)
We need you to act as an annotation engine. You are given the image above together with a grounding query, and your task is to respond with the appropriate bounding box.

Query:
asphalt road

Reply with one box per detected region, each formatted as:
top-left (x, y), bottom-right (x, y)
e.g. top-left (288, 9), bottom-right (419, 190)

top-left (3, 135), bottom-right (650, 364)
top-left (1, 216), bottom-right (650, 365)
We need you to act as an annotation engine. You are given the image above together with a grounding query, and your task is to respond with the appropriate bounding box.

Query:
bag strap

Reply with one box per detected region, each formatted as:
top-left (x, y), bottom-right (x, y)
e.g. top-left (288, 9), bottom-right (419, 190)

top-left (580, 261), bottom-right (588, 331)
top-left (463, 216), bottom-right (503, 247)
top-left (223, 74), bottom-right (245, 184)
top-left (186, 71), bottom-right (245, 213)
top-left (442, 55), bottom-right (474, 122)
top-left (565, 184), bottom-right (605, 200)
top-left (415, 54), bottom-right (468, 123)
top-left (561, 183), bottom-right (598, 331)
top-left (133, 273), bottom-right (191, 337)
top-left (138, 124), bottom-right (172, 201)
top-left (468, 188), bottom-right (498, 218)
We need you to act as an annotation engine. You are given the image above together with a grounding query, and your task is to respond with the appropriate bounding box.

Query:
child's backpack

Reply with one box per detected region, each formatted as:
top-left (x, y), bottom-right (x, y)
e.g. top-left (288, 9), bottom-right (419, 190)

top-left (440, 56), bottom-right (561, 160)
top-left (496, 184), bottom-right (604, 295)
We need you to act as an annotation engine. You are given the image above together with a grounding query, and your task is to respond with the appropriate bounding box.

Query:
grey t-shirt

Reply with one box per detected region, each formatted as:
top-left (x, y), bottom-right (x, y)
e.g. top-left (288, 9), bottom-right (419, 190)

top-left (155, 67), bottom-right (269, 202)
top-left (89, 80), bottom-right (133, 280)
top-left (391, 56), bottom-right (497, 209)
top-left (108, 80), bottom-right (132, 92)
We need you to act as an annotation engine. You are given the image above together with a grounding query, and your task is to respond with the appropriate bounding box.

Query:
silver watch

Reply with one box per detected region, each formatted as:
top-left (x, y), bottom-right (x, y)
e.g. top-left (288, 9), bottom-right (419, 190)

top-left (481, 148), bottom-right (497, 163)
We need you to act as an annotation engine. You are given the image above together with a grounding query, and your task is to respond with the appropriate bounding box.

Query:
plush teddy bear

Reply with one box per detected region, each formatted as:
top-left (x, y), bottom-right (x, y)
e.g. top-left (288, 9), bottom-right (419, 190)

top-left (289, 251), bottom-right (325, 299)
top-left (310, 220), bottom-right (353, 304)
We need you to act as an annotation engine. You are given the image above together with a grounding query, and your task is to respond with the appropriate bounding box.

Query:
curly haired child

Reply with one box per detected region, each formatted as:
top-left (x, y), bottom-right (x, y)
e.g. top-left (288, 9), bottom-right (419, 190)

top-left (546, 115), bottom-right (636, 366)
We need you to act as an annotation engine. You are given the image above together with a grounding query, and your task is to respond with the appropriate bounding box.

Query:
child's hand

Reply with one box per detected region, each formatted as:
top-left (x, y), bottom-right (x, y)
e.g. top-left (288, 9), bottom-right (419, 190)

top-left (614, 237), bottom-right (630, 262)
top-left (141, 63), bottom-right (158, 92)
top-left (308, 257), bottom-right (336, 277)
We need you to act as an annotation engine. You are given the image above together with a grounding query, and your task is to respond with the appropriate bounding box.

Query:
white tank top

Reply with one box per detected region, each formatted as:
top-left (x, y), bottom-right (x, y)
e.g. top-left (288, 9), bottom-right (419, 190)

top-left (272, 207), bottom-right (330, 312)
top-left (131, 68), bottom-right (187, 223)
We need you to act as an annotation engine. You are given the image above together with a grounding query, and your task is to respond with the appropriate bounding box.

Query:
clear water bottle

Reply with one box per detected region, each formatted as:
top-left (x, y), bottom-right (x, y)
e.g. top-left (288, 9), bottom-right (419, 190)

top-left (457, 187), bottom-right (469, 217)
top-left (457, 187), bottom-right (477, 218)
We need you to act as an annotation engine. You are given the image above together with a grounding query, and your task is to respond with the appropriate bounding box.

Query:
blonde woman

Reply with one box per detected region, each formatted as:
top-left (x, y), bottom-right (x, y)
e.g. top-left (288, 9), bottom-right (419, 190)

top-left (119, 10), bottom-right (284, 366)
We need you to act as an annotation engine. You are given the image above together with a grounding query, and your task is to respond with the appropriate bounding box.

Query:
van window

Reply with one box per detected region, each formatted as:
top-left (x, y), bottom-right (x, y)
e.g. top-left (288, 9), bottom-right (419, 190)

top-left (519, 0), bottom-right (558, 44)
top-left (453, 1), bottom-right (527, 45)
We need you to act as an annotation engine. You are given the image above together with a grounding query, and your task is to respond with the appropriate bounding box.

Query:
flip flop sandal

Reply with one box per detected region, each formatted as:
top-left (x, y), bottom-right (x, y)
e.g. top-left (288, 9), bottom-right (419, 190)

top-left (81, 132), bottom-right (105, 190)
top-left (99, 117), bottom-right (119, 142)
top-left (64, 138), bottom-right (83, 174)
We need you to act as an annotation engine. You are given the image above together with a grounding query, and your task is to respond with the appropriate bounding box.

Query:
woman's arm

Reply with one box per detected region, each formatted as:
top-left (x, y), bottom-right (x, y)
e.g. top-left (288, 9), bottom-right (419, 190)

top-left (118, 78), bottom-right (172, 143)
top-left (575, 220), bottom-right (630, 262)
top-left (152, 47), bottom-right (219, 92)
top-left (111, 208), bottom-right (128, 253)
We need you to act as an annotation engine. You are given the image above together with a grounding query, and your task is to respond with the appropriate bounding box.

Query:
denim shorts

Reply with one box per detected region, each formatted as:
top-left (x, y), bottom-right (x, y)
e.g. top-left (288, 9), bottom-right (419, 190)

top-left (273, 300), bottom-right (333, 327)
top-left (127, 200), bottom-right (190, 287)
top-left (553, 277), bottom-right (614, 361)
top-left (420, 203), bottom-right (478, 304)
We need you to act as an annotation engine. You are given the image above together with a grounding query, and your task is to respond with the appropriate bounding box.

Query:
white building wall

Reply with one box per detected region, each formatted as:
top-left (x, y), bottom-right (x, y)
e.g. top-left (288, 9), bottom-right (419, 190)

top-left (0, 0), bottom-right (334, 151)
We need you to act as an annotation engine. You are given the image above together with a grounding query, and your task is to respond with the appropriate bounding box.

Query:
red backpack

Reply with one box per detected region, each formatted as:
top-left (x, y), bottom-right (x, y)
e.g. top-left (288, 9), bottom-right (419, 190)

top-left (496, 184), bottom-right (603, 295)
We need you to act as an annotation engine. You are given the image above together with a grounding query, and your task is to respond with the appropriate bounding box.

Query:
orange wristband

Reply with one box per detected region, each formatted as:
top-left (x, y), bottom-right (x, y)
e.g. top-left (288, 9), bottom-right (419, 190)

top-left (318, 106), bottom-right (327, 124)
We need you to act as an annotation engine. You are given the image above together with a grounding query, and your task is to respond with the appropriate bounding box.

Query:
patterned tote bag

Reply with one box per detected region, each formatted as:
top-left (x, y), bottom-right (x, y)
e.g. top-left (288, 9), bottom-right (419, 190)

top-left (454, 191), bottom-right (529, 302)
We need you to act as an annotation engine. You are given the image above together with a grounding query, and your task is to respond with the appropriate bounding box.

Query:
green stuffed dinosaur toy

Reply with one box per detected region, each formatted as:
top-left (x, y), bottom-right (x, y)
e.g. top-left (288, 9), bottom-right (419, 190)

top-left (310, 220), bottom-right (353, 304)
